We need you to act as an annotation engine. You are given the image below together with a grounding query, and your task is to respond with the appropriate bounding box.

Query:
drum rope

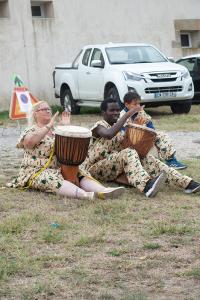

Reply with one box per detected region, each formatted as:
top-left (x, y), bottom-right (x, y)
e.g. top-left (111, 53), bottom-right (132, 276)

top-left (23, 144), bottom-right (55, 189)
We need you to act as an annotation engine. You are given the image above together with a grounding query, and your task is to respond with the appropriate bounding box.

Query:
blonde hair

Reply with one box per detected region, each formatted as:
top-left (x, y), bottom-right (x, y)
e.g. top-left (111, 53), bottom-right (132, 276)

top-left (27, 101), bottom-right (46, 126)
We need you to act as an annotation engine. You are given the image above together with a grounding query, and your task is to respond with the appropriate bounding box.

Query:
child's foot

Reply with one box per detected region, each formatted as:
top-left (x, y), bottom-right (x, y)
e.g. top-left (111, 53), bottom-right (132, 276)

top-left (165, 157), bottom-right (187, 170)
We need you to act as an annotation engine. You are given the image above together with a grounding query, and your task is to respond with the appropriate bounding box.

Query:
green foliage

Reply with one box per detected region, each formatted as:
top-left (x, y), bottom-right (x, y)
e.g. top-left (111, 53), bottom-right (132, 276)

top-left (143, 242), bottom-right (161, 250)
top-left (183, 268), bottom-right (200, 278)
top-left (0, 111), bottom-right (9, 121)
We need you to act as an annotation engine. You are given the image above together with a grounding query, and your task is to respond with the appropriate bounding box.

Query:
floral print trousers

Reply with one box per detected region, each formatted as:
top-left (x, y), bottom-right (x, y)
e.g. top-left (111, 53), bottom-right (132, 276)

top-left (88, 148), bottom-right (191, 192)
top-left (155, 131), bottom-right (175, 160)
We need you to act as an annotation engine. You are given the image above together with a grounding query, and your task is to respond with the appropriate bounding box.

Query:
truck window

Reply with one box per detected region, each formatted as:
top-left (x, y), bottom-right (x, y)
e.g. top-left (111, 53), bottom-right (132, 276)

top-left (90, 48), bottom-right (104, 66)
top-left (82, 48), bottom-right (92, 66)
top-left (72, 50), bottom-right (83, 68)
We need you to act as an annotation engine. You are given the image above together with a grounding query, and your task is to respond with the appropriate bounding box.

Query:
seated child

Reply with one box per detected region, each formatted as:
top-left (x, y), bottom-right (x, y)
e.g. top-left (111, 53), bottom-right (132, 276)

top-left (120, 92), bottom-right (187, 170)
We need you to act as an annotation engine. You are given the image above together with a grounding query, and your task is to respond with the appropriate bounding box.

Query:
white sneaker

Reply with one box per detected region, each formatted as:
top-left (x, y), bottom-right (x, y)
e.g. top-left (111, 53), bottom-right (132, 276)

top-left (97, 186), bottom-right (125, 200)
top-left (144, 171), bottom-right (167, 198)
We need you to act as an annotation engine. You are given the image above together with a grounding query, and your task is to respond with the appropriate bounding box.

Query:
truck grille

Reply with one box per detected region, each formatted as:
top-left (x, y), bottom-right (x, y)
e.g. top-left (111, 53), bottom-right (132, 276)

top-left (145, 86), bottom-right (183, 94)
top-left (147, 72), bottom-right (178, 82)
top-left (150, 78), bottom-right (177, 82)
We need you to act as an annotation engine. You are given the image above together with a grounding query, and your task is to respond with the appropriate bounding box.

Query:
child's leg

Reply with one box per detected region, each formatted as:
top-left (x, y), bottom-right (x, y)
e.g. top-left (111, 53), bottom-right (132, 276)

top-left (155, 131), bottom-right (187, 169)
top-left (155, 131), bottom-right (175, 160)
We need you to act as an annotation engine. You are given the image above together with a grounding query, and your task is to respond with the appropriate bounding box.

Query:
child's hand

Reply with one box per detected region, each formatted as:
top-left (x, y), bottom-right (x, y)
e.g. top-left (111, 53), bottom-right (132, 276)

top-left (134, 116), bottom-right (146, 125)
top-left (128, 105), bottom-right (145, 117)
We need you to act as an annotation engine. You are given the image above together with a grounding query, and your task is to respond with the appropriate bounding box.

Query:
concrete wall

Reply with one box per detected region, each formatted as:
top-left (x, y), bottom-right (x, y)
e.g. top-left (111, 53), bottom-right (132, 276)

top-left (1, 0), bottom-right (200, 110)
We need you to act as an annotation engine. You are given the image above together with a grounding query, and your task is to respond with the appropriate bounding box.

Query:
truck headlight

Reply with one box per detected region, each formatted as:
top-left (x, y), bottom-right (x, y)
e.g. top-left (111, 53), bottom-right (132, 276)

top-left (123, 71), bottom-right (145, 81)
top-left (181, 70), bottom-right (190, 80)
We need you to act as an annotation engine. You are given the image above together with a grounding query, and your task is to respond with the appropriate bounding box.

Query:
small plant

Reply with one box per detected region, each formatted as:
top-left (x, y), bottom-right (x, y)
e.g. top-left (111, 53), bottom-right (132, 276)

top-left (183, 268), bottom-right (200, 279)
top-left (152, 223), bottom-right (193, 236)
top-left (143, 242), bottom-right (161, 250)
top-left (75, 235), bottom-right (104, 247)
top-left (107, 248), bottom-right (128, 257)
top-left (42, 230), bottom-right (62, 244)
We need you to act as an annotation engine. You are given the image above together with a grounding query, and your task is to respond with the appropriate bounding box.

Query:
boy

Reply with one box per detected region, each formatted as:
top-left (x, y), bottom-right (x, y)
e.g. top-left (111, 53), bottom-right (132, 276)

top-left (120, 92), bottom-right (187, 170)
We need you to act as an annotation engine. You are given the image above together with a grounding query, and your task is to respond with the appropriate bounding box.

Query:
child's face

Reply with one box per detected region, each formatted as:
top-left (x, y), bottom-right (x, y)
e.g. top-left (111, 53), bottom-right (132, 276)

top-left (125, 98), bottom-right (141, 110)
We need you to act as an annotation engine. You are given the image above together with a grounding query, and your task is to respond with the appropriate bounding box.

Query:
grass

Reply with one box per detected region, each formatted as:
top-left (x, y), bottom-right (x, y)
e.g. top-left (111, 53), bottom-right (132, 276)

top-left (0, 107), bottom-right (200, 299)
top-left (1, 103), bottom-right (200, 130)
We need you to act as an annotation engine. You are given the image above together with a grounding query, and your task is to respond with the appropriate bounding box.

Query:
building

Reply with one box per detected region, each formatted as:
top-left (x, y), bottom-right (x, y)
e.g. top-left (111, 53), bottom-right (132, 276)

top-left (0, 0), bottom-right (200, 110)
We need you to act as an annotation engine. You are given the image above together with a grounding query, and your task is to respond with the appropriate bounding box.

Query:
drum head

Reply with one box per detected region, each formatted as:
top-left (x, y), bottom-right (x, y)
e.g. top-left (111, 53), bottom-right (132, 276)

top-left (55, 125), bottom-right (92, 138)
top-left (126, 123), bottom-right (156, 135)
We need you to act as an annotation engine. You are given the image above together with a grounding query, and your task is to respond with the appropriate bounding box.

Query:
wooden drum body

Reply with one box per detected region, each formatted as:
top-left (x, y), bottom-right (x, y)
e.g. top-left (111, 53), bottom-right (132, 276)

top-left (55, 125), bottom-right (92, 184)
top-left (123, 124), bottom-right (156, 158)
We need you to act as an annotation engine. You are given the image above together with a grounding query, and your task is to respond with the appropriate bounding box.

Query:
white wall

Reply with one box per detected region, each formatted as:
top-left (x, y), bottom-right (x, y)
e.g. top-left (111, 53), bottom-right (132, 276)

top-left (0, 0), bottom-right (200, 110)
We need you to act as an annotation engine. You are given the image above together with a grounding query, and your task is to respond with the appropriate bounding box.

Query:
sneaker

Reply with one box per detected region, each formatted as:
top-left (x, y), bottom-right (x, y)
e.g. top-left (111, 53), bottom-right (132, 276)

top-left (185, 180), bottom-right (200, 194)
top-left (97, 186), bottom-right (125, 200)
top-left (165, 157), bottom-right (187, 170)
top-left (144, 171), bottom-right (167, 198)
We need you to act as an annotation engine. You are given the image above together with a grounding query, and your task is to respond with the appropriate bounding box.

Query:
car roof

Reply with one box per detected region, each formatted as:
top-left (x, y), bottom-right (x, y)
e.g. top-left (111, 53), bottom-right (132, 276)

top-left (178, 54), bottom-right (200, 60)
top-left (83, 43), bottom-right (153, 49)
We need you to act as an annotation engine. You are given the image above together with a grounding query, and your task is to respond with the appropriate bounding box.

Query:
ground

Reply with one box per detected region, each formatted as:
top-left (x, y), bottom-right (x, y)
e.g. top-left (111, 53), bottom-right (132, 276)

top-left (0, 106), bottom-right (200, 300)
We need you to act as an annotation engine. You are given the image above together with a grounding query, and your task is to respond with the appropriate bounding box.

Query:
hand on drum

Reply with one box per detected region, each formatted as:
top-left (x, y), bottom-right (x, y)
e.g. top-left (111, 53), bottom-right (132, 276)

top-left (133, 116), bottom-right (146, 126)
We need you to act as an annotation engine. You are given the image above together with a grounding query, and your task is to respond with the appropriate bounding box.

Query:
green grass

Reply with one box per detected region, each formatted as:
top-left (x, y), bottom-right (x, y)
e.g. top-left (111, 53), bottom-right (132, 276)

top-left (0, 108), bottom-right (200, 299)
top-left (183, 268), bottom-right (200, 279)
top-left (143, 242), bottom-right (161, 250)
top-left (1, 104), bottom-right (200, 130)
top-left (0, 110), bottom-right (9, 122)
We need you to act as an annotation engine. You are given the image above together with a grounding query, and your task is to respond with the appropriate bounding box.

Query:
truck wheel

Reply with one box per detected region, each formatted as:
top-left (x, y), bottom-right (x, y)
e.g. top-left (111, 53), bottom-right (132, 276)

top-left (107, 87), bottom-right (123, 108)
top-left (60, 88), bottom-right (80, 114)
top-left (170, 100), bottom-right (192, 114)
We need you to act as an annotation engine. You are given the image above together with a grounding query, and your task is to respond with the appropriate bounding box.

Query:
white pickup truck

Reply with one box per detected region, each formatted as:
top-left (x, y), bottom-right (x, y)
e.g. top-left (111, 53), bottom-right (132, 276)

top-left (53, 43), bottom-right (194, 114)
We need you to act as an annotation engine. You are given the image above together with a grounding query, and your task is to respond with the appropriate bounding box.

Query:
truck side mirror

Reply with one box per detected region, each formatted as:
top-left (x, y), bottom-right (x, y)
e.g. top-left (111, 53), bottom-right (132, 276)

top-left (91, 60), bottom-right (104, 68)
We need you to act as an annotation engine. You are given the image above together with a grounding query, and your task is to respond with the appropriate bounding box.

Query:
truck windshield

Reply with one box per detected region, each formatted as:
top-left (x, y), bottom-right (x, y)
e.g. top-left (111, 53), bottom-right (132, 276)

top-left (105, 46), bottom-right (167, 64)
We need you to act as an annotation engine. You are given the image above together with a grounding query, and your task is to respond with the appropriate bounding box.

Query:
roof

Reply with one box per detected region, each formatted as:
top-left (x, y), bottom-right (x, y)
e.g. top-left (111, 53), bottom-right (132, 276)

top-left (178, 54), bottom-right (200, 60)
top-left (82, 43), bottom-right (152, 48)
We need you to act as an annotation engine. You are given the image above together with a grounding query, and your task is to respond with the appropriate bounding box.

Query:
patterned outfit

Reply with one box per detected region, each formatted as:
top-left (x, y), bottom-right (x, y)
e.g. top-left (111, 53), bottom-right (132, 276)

top-left (120, 109), bottom-right (175, 160)
top-left (81, 120), bottom-right (191, 192)
top-left (8, 126), bottom-right (87, 193)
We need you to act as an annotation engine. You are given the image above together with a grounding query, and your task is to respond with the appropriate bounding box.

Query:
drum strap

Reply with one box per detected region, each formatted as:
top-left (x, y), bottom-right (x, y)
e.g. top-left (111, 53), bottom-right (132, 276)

top-left (23, 145), bottom-right (55, 189)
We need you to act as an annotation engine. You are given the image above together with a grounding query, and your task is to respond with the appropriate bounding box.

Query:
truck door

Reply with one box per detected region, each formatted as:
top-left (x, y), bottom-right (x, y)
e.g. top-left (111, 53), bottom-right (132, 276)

top-left (78, 48), bottom-right (104, 100)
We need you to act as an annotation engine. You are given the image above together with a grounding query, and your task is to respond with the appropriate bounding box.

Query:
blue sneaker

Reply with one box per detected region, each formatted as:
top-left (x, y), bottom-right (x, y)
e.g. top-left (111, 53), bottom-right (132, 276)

top-left (165, 157), bottom-right (187, 170)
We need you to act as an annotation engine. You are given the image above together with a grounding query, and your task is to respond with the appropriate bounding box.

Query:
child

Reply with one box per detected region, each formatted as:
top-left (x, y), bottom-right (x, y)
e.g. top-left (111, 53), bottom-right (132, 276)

top-left (120, 92), bottom-right (187, 170)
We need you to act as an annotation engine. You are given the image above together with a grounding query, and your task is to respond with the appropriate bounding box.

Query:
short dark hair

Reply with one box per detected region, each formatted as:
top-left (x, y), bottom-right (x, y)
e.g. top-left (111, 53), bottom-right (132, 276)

top-left (123, 92), bottom-right (141, 104)
top-left (100, 98), bottom-right (119, 112)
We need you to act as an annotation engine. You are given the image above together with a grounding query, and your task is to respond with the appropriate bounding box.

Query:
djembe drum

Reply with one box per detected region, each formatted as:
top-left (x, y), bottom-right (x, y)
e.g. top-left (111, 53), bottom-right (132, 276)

top-left (123, 123), bottom-right (157, 158)
top-left (55, 125), bottom-right (92, 185)
top-left (116, 124), bottom-right (157, 185)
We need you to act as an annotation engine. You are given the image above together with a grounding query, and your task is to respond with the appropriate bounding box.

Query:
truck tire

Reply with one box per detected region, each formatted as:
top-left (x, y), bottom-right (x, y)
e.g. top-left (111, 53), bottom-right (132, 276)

top-left (170, 100), bottom-right (192, 114)
top-left (106, 87), bottom-right (123, 108)
top-left (60, 88), bottom-right (80, 114)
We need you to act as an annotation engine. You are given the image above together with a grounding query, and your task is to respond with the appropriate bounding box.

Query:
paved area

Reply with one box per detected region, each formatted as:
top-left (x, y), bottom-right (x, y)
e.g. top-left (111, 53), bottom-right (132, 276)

top-left (0, 126), bottom-right (199, 160)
